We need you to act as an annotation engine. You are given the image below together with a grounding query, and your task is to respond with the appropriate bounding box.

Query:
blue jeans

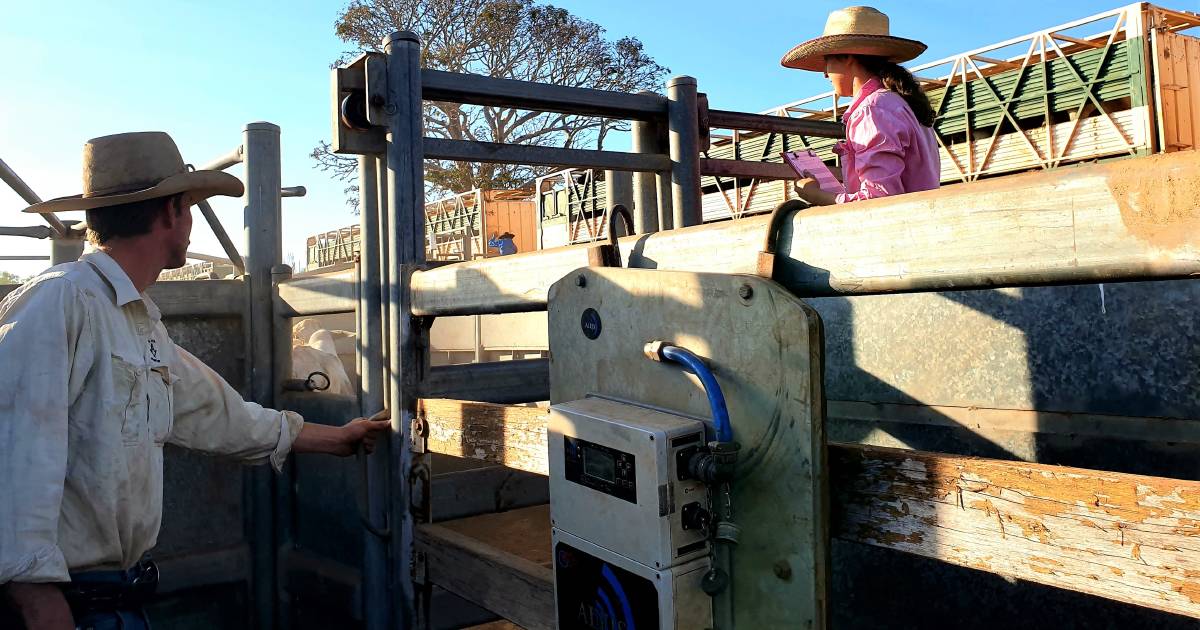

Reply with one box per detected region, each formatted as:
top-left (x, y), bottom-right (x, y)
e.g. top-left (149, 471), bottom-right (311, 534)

top-left (74, 607), bottom-right (151, 630)
top-left (66, 562), bottom-right (157, 630)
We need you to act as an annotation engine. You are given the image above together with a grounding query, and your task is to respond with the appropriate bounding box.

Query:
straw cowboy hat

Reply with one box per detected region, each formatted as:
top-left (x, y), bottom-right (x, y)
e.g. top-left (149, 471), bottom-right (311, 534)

top-left (781, 6), bottom-right (927, 72)
top-left (23, 131), bottom-right (243, 214)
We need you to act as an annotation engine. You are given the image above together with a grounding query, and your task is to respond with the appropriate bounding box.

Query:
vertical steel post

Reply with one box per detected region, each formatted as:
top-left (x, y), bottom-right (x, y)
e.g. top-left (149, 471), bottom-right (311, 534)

top-left (383, 30), bottom-right (425, 630)
top-left (357, 155), bottom-right (391, 630)
top-left (667, 76), bottom-right (703, 228)
top-left (603, 170), bottom-right (634, 233)
top-left (243, 121), bottom-right (282, 630)
top-left (655, 121), bottom-right (674, 231)
top-left (631, 116), bottom-right (660, 234)
top-left (377, 154), bottom-right (391, 406)
top-left (49, 221), bottom-right (84, 265)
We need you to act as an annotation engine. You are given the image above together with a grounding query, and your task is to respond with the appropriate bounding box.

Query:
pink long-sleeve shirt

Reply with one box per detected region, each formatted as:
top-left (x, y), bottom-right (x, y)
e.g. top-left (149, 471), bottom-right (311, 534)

top-left (834, 78), bottom-right (941, 203)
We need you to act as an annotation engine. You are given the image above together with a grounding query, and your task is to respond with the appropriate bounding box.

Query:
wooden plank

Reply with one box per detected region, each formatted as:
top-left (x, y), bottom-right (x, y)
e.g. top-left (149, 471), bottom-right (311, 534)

top-left (410, 245), bottom-right (596, 316)
top-left (419, 399), bottom-right (549, 475)
top-left (411, 149), bottom-right (1200, 317)
top-left (422, 68), bottom-right (666, 121)
top-left (425, 138), bottom-right (670, 173)
top-left (829, 443), bottom-right (1200, 619)
top-left (149, 279), bottom-right (246, 318)
top-left (275, 268), bottom-right (357, 317)
top-left (828, 400), bottom-right (1200, 447)
top-left (415, 505), bottom-right (554, 630)
top-left (419, 359), bottom-right (549, 404)
top-left (432, 465), bottom-right (549, 522)
top-left (415, 401), bottom-right (1200, 614)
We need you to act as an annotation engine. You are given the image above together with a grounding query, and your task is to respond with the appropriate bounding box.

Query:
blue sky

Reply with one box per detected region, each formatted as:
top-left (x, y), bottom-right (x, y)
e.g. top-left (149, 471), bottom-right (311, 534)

top-left (0, 0), bottom-right (1170, 277)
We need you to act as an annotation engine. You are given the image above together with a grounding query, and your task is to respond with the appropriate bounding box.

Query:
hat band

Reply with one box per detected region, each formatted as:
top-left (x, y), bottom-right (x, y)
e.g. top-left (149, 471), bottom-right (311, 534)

top-left (82, 178), bottom-right (167, 198)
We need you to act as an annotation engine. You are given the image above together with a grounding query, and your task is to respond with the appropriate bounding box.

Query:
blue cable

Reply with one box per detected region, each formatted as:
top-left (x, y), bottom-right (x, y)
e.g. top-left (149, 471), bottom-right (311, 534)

top-left (659, 345), bottom-right (733, 443)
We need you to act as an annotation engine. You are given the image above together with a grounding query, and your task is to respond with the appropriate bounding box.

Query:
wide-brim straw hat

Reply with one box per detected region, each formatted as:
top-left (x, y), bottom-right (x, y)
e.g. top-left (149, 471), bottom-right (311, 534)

top-left (781, 6), bottom-right (927, 72)
top-left (23, 131), bottom-right (243, 213)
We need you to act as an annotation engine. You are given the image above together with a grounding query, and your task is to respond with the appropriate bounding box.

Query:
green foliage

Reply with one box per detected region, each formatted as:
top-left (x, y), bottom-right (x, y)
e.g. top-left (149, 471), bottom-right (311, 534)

top-left (313, 0), bottom-right (668, 207)
top-left (0, 270), bottom-right (27, 285)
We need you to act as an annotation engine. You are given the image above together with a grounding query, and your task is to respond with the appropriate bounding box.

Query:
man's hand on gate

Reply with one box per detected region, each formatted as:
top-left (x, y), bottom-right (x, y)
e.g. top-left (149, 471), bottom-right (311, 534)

top-left (293, 409), bottom-right (392, 457)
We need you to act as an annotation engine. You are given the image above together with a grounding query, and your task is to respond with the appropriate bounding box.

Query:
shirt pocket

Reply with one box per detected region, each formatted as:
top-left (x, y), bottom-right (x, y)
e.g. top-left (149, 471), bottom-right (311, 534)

top-left (147, 364), bottom-right (177, 445)
top-left (110, 354), bottom-right (147, 446)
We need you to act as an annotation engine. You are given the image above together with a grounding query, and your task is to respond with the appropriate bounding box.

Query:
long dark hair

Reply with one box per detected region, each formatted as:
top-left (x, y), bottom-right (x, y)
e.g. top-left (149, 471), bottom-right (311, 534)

top-left (855, 55), bottom-right (936, 127)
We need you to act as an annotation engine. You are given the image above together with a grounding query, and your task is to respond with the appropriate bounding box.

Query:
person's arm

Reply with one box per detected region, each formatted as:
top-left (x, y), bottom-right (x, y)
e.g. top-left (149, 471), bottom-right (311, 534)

top-left (293, 409), bottom-right (390, 456)
top-left (793, 175), bottom-right (838, 206)
top-left (0, 279), bottom-right (86, 629)
top-left (835, 105), bottom-right (908, 203)
top-left (3, 583), bottom-right (72, 630)
top-left (167, 346), bottom-right (388, 466)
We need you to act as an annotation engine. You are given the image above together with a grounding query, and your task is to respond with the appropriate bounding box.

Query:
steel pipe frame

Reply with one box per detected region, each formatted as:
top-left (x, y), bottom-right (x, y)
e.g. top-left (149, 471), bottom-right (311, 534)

top-left (383, 31), bottom-right (424, 630)
top-left (242, 121), bottom-right (283, 630)
top-left (425, 137), bottom-right (669, 173)
top-left (0, 225), bottom-right (53, 239)
top-left (357, 155), bottom-right (390, 630)
top-left (0, 156), bottom-right (69, 236)
top-left (197, 199), bottom-right (247, 276)
top-left (631, 114), bottom-right (660, 234)
top-left (200, 145), bottom-right (244, 172)
top-left (706, 108), bottom-right (844, 138)
top-left (421, 68), bottom-right (667, 120)
top-left (667, 76), bottom-right (703, 228)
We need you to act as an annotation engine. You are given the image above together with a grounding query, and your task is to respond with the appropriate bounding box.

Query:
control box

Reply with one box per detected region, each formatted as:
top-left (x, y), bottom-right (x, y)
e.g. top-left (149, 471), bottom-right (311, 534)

top-left (548, 397), bottom-right (710, 571)
top-left (552, 528), bottom-right (712, 630)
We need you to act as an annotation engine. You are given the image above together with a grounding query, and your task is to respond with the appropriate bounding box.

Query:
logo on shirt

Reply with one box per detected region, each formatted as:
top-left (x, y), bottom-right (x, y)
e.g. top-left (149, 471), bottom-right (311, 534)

top-left (149, 339), bottom-right (159, 362)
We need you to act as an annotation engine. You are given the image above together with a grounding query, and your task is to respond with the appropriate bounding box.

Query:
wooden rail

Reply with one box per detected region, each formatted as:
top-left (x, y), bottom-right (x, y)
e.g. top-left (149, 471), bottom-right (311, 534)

top-left (416, 399), bottom-right (1200, 619)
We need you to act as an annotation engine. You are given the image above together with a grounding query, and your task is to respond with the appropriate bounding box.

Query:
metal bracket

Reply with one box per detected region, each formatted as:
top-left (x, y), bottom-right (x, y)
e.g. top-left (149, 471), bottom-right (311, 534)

top-left (331, 53), bottom-right (387, 155)
top-left (365, 53), bottom-right (390, 126)
top-left (757, 199), bottom-right (806, 278)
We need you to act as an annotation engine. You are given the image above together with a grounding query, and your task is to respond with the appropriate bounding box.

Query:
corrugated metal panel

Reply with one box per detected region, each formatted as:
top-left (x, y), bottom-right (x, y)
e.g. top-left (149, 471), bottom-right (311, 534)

top-left (941, 106), bottom-right (1150, 179)
top-left (1156, 29), bottom-right (1200, 151)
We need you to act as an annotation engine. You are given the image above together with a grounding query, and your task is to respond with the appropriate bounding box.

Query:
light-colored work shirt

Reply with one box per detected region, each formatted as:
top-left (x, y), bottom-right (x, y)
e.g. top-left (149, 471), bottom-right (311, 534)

top-left (0, 250), bottom-right (304, 584)
top-left (834, 78), bottom-right (941, 203)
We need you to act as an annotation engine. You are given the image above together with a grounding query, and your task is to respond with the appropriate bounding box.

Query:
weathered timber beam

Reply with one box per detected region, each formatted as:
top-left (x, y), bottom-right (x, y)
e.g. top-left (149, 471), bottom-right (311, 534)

top-left (422, 69), bottom-right (666, 121)
top-left (149, 279), bottom-right (246, 318)
top-left (707, 108), bottom-right (844, 137)
top-left (419, 360), bottom-right (550, 404)
top-left (410, 246), bottom-right (596, 316)
top-left (3, 279), bottom-right (245, 318)
top-left (432, 466), bottom-right (549, 522)
top-left (830, 443), bottom-right (1200, 619)
top-left (425, 138), bottom-right (670, 173)
top-left (419, 399), bottom-right (549, 475)
top-left (409, 151), bottom-right (1200, 316)
top-left (414, 512), bottom-right (555, 630)
top-left (700, 158), bottom-right (799, 180)
top-left (828, 401), bottom-right (1200, 448)
top-left (275, 269), bottom-right (357, 317)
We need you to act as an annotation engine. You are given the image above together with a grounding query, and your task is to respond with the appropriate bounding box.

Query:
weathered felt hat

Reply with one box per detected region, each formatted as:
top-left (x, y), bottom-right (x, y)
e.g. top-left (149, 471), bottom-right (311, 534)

top-left (23, 131), bottom-right (243, 213)
top-left (780, 6), bottom-right (927, 72)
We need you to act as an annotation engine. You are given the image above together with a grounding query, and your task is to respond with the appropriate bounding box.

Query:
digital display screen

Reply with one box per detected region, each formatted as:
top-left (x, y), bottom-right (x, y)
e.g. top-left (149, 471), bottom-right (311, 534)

top-left (582, 446), bottom-right (616, 482)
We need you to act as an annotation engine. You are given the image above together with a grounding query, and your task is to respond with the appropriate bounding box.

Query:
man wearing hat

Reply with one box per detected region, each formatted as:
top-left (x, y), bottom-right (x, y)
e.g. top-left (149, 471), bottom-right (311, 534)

top-left (0, 132), bottom-right (390, 629)
top-left (487, 231), bottom-right (518, 256)
top-left (783, 6), bottom-right (941, 205)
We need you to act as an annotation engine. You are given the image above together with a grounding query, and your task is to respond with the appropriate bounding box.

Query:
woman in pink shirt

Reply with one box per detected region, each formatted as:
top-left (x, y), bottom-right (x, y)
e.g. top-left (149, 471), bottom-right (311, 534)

top-left (782, 6), bottom-right (940, 205)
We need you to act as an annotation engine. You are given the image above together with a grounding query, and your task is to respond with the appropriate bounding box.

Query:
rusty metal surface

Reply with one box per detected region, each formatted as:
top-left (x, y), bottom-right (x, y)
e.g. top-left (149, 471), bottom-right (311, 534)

top-left (154, 317), bottom-right (250, 564)
top-left (810, 279), bottom-right (1200, 478)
